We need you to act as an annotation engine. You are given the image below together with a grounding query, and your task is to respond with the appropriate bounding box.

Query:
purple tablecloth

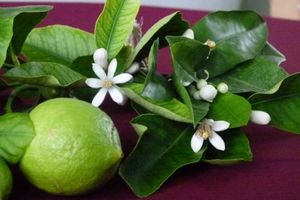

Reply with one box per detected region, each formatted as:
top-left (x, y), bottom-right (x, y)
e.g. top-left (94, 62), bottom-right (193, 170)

top-left (1, 2), bottom-right (300, 200)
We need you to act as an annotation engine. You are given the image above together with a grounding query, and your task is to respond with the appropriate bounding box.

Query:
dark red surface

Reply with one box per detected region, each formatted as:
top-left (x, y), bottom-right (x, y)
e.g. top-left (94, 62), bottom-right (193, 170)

top-left (1, 2), bottom-right (300, 200)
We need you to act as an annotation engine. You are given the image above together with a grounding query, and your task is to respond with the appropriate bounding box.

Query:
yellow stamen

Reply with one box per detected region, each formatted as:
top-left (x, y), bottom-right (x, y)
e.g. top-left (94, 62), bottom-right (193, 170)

top-left (102, 79), bottom-right (113, 88)
top-left (196, 122), bottom-right (212, 140)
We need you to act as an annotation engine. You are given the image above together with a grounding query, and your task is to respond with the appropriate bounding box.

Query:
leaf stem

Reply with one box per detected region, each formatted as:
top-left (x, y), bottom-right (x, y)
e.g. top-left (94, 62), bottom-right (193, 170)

top-left (4, 85), bottom-right (36, 113)
top-left (10, 45), bottom-right (20, 66)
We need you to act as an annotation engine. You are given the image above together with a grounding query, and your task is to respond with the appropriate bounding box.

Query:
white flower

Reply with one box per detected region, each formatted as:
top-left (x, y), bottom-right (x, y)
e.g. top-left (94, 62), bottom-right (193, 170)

top-left (93, 48), bottom-right (108, 69)
top-left (191, 119), bottom-right (230, 152)
top-left (85, 58), bottom-right (133, 107)
top-left (250, 110), bottom-right (271, 125)
top-left (217, 82), bottom-right (229, 94)
top-left (196, 79), bottom-right (208, 90)
top-left (199, 84), bottom-right (218, 102)
top-left (182, 28), bottom-right (194, 39)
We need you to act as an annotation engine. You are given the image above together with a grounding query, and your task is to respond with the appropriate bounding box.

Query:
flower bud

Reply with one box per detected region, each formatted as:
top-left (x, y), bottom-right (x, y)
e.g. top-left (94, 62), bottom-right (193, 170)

top-left (204, 39), bottom-right (216, 49)
top-left (93, 48), bottom-right (108, 69)
top-left (217, 82), bottom-right (229, 93)
top-left (188, 85), bottom-right (197, 96)
top-left (197, 79), bottom-right (208, 90)
top-left (250, 110), bottom-right (271, 125)
top-left (193, 90), bottom-right (202, 100)
top-left (182, 29), bottom-right (194, 39)
top-left (199, 85), bottom-right (218, 102)
top-left (126, 62), bottom-right (139, 74)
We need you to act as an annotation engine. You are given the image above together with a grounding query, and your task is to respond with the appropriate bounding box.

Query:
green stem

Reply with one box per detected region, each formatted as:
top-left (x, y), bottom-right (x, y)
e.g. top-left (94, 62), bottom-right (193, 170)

top-left (4, 85), bottom-right (36, 113)
top-left (10, 45), bottom-right (20, 66)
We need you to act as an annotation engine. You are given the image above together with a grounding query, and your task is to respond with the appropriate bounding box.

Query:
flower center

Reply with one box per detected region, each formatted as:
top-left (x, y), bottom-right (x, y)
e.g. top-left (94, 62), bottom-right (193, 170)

top-left (102, 79), bottom-right (113, 88)
top-left (196, 123), bottom-right (212, 140)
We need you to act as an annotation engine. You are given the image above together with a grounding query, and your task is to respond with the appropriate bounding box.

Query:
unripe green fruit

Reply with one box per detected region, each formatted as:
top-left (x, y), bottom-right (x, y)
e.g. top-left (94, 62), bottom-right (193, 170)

top-left (20, 98), bottom-right (123, 196)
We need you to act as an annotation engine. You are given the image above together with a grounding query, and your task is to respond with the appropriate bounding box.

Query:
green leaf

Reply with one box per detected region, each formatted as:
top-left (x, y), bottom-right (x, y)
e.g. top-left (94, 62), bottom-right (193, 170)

top-left (169, 38), bottom-right (209, 85)
top-left (115, 45), bottom-right (133, 74)
top-left (249, 73), bottom-right (300, 134)
top-left (95, 0), bottom-right (140, 59)
top-left (0, 5), bottom-right (52, 67)
top-left (172, 74), bottom-right (209, 127)
top-left (0, 113), bottom-right (35, 164)
top-left (192, 10), bottom-right (268, 77)
top-left (142, 39), bottom-right (174, 101)
top-left (259, 42), bottom-right (286, 65)
top-left (125, 12), bottom-right (189, 69)
top-left (23, 25), bottom-right (96, 66)
top-left (120, 114), bottom-right (206, 197)
top-left (4, 61), bottom-right (85, 87)
top-left (70, 55), bottom-right (94, 77)
top-left (209, 93), bottom-right (251, 128)
top-left (121, 82), bottom-right (192, 123)
top-left (211, 57), bottom-right (288, 93)
top-left (203, 129), bottom-right (252, 165)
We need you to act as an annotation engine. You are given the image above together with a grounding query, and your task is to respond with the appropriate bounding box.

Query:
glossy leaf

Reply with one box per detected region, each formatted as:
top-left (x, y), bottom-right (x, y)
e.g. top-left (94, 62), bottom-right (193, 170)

top-left (121, 83), bottom-right (192, 123)
top-left (71, 55), bottom-right (94, 77)
top-left (203, 129), bottom-right (252, 165)
top-left (120, 114), bottom-right (206, 197)
top-left (0, 5), bottom-right (52, 67)
top-left (249, 73), bottom-right (300, 134)
top-left (142, 39), bottom-right (174, 101)
top-left (192, 11), bottom-right (268, 77)
top-left (169, 38), bottom-right (209, 84)
top-left (125, 12), bottom-right (189, 69)
top-left (259, 42), bottom-right (286, 65)
top-left (23, 25), bottom-right (96, 66)
top-left (95, 0), bottom-right (140, 59)
top-left (0, 113), bottom-right (35, 164)
top-left (4, 62), bottom-right (85, 87)
top-left (211, 57), bottom-right (288, 93)
top-left (209, 93), bottom-right (251, 128)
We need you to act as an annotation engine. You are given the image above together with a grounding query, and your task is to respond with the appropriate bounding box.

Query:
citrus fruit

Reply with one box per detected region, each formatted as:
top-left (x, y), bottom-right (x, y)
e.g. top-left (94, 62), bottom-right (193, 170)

top-left (20, 98), bottom-right (123, 196)
top-left (0, 159), bottom-right (13, 200)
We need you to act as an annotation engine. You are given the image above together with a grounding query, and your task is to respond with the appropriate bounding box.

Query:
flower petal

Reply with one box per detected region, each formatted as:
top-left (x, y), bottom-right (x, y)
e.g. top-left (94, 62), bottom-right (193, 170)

top-left (93, 48), bottom-right (108, 69)
top-left (108, 87), bottom-right (125, 105)
top-left (85, 78), bottom-right (103, 89)
top-left (91, 88), bottom-right (108, 107)
top-left (107, 59), bottom-right (117, 79)
top-left (126, 62), bottom-right (139, 74)
top-left (92, 63), bottom-right (107, 80)
top-left (212, 120), bottom-right (230, 132)
top-left (209, 131), bottom-right (225, 151)
top-left (113, 73), bottom-right (133, 84)
top-left (191, 134), bottom-right (204, 153)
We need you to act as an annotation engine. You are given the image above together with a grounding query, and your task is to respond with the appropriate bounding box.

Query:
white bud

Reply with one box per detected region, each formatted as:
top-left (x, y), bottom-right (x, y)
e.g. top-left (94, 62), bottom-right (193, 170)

top-left (93, 48), bottom-right (108, 69)
top-left (217, 82), bottom-right (229, 93)
top-left (196, 79), bottom-right (208, 90)
top-left (126, 62), bottom-right (139, 74)
top-left (250, 110), bottom-right (271, 125)
top-left (182, 29), bottom-right (194, 39)
top-left (193, 90), bottom-right (202, 100)
top-left (199, 85), bottom-right (218, 102)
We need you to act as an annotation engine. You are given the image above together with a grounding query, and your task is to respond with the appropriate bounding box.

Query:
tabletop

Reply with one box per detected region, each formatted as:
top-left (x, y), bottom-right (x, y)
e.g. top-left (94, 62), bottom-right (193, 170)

top-left (1, 2), bottom-right (300, 200)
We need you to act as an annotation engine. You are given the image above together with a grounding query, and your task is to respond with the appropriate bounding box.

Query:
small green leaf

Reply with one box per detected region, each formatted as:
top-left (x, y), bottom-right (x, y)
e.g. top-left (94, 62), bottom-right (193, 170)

top-left (259, 42), bottom-right (286, 65)
top-left (249, 73), bottom-right (300, 134)
top-left (0, 113), bottom-right (35, 164)
top-left (203, 129), bottom-right (252, 165)
top-left (4, 62), bottom-right (85, 87)
top-left (192, 11), bottom-right (268, 77)
top-left (209, 93), bottom-right (251, 128)
top-left (121, 83), bottom-right (192, 123)
top-left (95, 0), bottom-right (140, 59)
top-left (125, 12), bottom-right (189, 68)
top-left (23, 25), bottom-right (96, 66)
top-left (142, 39), bottom-right (174, 101)
top-left (0, 5), bottom-right (52, 67)
top-left (120, 114), bottom-right (206, 197)
top-left (211, 57), bottom-right (288, 93)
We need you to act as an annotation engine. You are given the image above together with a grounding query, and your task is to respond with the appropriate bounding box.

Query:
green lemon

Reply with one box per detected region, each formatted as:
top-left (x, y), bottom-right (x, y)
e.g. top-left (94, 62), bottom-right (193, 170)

top-left (0, 159), bottom-right (13, 200)
top-left (20, 98), bottom-right (123, 196)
